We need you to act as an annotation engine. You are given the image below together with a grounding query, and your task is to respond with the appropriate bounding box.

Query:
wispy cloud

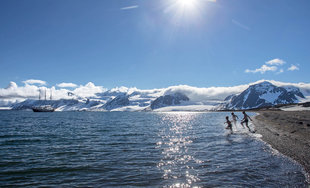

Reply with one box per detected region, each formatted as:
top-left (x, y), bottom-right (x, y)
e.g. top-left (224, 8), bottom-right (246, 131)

top-left (266, 58), bottom-right (286, 65)
top-left (121, 5), bottom-right (139, 10)
top-left (232, 19), bottom-right (250, 31)
top-left (23, 79), bottom-right (46, 85)
top-left (245, 64), bottom-right (277, 74)
top-left (57, 82), bottom-right (77, 88)
top-left (288, 64), bottom-right (299, 71)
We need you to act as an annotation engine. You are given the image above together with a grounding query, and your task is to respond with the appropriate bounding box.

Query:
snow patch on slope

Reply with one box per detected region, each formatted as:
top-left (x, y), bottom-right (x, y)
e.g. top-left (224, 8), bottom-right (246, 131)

top-left (259, 91), bottom-right (281, 104)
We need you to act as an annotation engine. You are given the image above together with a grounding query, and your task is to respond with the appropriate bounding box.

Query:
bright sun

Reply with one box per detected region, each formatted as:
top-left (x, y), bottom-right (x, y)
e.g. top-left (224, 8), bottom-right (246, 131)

top-left (165, 0), bottom-right (213, 24)
top-left (176, 0), bottom-right (198, 10)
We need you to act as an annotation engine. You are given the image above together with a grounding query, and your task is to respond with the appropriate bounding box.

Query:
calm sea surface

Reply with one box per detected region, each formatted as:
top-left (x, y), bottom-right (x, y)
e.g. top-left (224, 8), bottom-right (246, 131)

top-left (0, 111), bottom-right (308, 187)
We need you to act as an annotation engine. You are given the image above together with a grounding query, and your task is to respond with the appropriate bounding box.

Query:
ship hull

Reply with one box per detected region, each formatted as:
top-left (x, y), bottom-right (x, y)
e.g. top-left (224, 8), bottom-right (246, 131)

top-left (32, 108), bottom-right (55, 112)
top-left (32, 105), bottom-right (55, 112)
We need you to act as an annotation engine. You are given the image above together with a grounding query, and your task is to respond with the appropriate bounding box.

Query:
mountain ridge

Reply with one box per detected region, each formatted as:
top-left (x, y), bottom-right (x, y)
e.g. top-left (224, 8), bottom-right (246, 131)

top-left (224, 81), bottom-right (305, 110)
top-left (4, 80), bottom-right (310, 111)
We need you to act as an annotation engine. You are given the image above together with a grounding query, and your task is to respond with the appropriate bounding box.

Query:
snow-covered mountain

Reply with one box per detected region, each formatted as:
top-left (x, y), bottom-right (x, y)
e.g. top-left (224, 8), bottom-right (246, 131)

top-left (150, 92), bottom-right (189, 110)
top-left (224, 81), bottom-right (305, 110)
top-left (3, 80), bottom-right (310, 111)
top-left (12, 99), bottom-right (86, 111)
top-left (104, 94), bottom-right (130, 111)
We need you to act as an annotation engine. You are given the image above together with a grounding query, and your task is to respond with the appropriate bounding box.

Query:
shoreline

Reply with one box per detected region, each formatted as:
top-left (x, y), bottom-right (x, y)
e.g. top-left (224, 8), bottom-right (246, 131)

top-left (252, 111), bottom-right (310, 180)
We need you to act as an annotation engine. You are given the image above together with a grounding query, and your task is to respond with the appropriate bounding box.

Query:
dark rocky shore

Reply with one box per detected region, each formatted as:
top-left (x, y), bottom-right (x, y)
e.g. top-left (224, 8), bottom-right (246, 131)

top-left (253, 111), bottom-right (310, 178)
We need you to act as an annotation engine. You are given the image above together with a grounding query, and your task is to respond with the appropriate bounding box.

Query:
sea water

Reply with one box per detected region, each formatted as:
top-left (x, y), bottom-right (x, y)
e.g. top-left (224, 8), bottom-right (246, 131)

top-left (0, 111), bottom-right (308, 187)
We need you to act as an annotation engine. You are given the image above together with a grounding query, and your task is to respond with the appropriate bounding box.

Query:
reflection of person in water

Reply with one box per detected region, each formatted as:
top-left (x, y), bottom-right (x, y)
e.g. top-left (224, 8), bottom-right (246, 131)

top-left (241, 111), bottom-right (253, 132)
top-left (231, 112), bottom-right (239, 127)
top-left (224, 116), bottom-right (233, 133)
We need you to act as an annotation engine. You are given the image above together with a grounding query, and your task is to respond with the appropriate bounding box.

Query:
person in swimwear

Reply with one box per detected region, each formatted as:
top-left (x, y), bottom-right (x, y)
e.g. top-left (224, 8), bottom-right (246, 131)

top-left (224, 116), bottom-right (233, 133)
top-left (241, 111), bottom-right (253, 132)
top-left (231, 112), bottom-right (239, 128)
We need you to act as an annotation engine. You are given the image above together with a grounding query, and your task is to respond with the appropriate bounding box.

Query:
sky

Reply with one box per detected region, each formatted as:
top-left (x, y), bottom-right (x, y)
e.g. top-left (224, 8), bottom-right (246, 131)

top-left (0, 0), bottom-right (309, 89)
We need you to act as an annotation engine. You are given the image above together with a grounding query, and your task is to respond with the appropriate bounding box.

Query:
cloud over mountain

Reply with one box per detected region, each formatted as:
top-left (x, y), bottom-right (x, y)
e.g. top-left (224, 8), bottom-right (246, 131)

top-left (57, 83), bottom-right (78, 88)
top-left (0, 81), bottom-right (107, 104)
top-left (72, 82), bottom-right (107, 98)
top-left (163, 84), bottom-right (249, 102)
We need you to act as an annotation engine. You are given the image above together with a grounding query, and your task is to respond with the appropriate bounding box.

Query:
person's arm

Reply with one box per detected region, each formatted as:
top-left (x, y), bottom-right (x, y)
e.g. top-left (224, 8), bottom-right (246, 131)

top-left (247, 114), bottom-right (253, 121)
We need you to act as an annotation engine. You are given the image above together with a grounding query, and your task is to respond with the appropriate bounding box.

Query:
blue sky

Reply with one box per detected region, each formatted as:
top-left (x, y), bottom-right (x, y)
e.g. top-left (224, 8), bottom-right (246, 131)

top-left (0, 0), bottom-right (309, 89)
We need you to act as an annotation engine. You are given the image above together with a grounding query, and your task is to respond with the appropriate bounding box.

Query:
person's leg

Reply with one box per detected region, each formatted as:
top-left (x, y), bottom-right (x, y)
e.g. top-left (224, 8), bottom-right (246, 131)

top-left (245, 121), bottom-right (251, 131)
top-left (234, 120), bottom-right (238, 131)
top-left (240, 120), bottom-right (245, 127)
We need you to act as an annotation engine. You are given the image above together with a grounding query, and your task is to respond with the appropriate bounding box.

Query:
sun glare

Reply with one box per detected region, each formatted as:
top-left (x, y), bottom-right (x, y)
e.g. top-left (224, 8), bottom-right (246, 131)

top-left (164, 0), bottom-right (215, 26)
top-left (176, 0), bottom-right (198, 10)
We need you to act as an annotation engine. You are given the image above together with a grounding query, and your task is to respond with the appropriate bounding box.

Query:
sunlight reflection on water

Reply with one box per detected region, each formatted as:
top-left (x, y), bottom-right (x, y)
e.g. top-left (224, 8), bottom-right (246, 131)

top-left (156, 112), bottom-right (203, 187)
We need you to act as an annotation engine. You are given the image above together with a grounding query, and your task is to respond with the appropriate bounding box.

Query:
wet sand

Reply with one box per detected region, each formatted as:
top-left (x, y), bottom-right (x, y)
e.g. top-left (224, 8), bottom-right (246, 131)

top-left (253, 111), bottom-right (310, 175)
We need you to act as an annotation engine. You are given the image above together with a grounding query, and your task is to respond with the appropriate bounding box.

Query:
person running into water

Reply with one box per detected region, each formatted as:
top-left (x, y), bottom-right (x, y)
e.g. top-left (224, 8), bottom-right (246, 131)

top-left (231, 112), bottom-right (239, 128)
top-left (241, 111), bottom-right (253, 132)
top-left (224, 116), bottom-right (233, 133)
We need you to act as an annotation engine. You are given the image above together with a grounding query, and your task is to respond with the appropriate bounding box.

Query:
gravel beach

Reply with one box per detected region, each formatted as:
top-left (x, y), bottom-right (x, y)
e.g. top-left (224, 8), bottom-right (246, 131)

top-left (253, 111), bottom-right (310, 177)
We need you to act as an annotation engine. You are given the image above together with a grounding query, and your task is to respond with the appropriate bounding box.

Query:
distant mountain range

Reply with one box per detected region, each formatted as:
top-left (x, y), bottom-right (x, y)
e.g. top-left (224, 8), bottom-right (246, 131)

top-left (6, 81), bottom-right (310, 111)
